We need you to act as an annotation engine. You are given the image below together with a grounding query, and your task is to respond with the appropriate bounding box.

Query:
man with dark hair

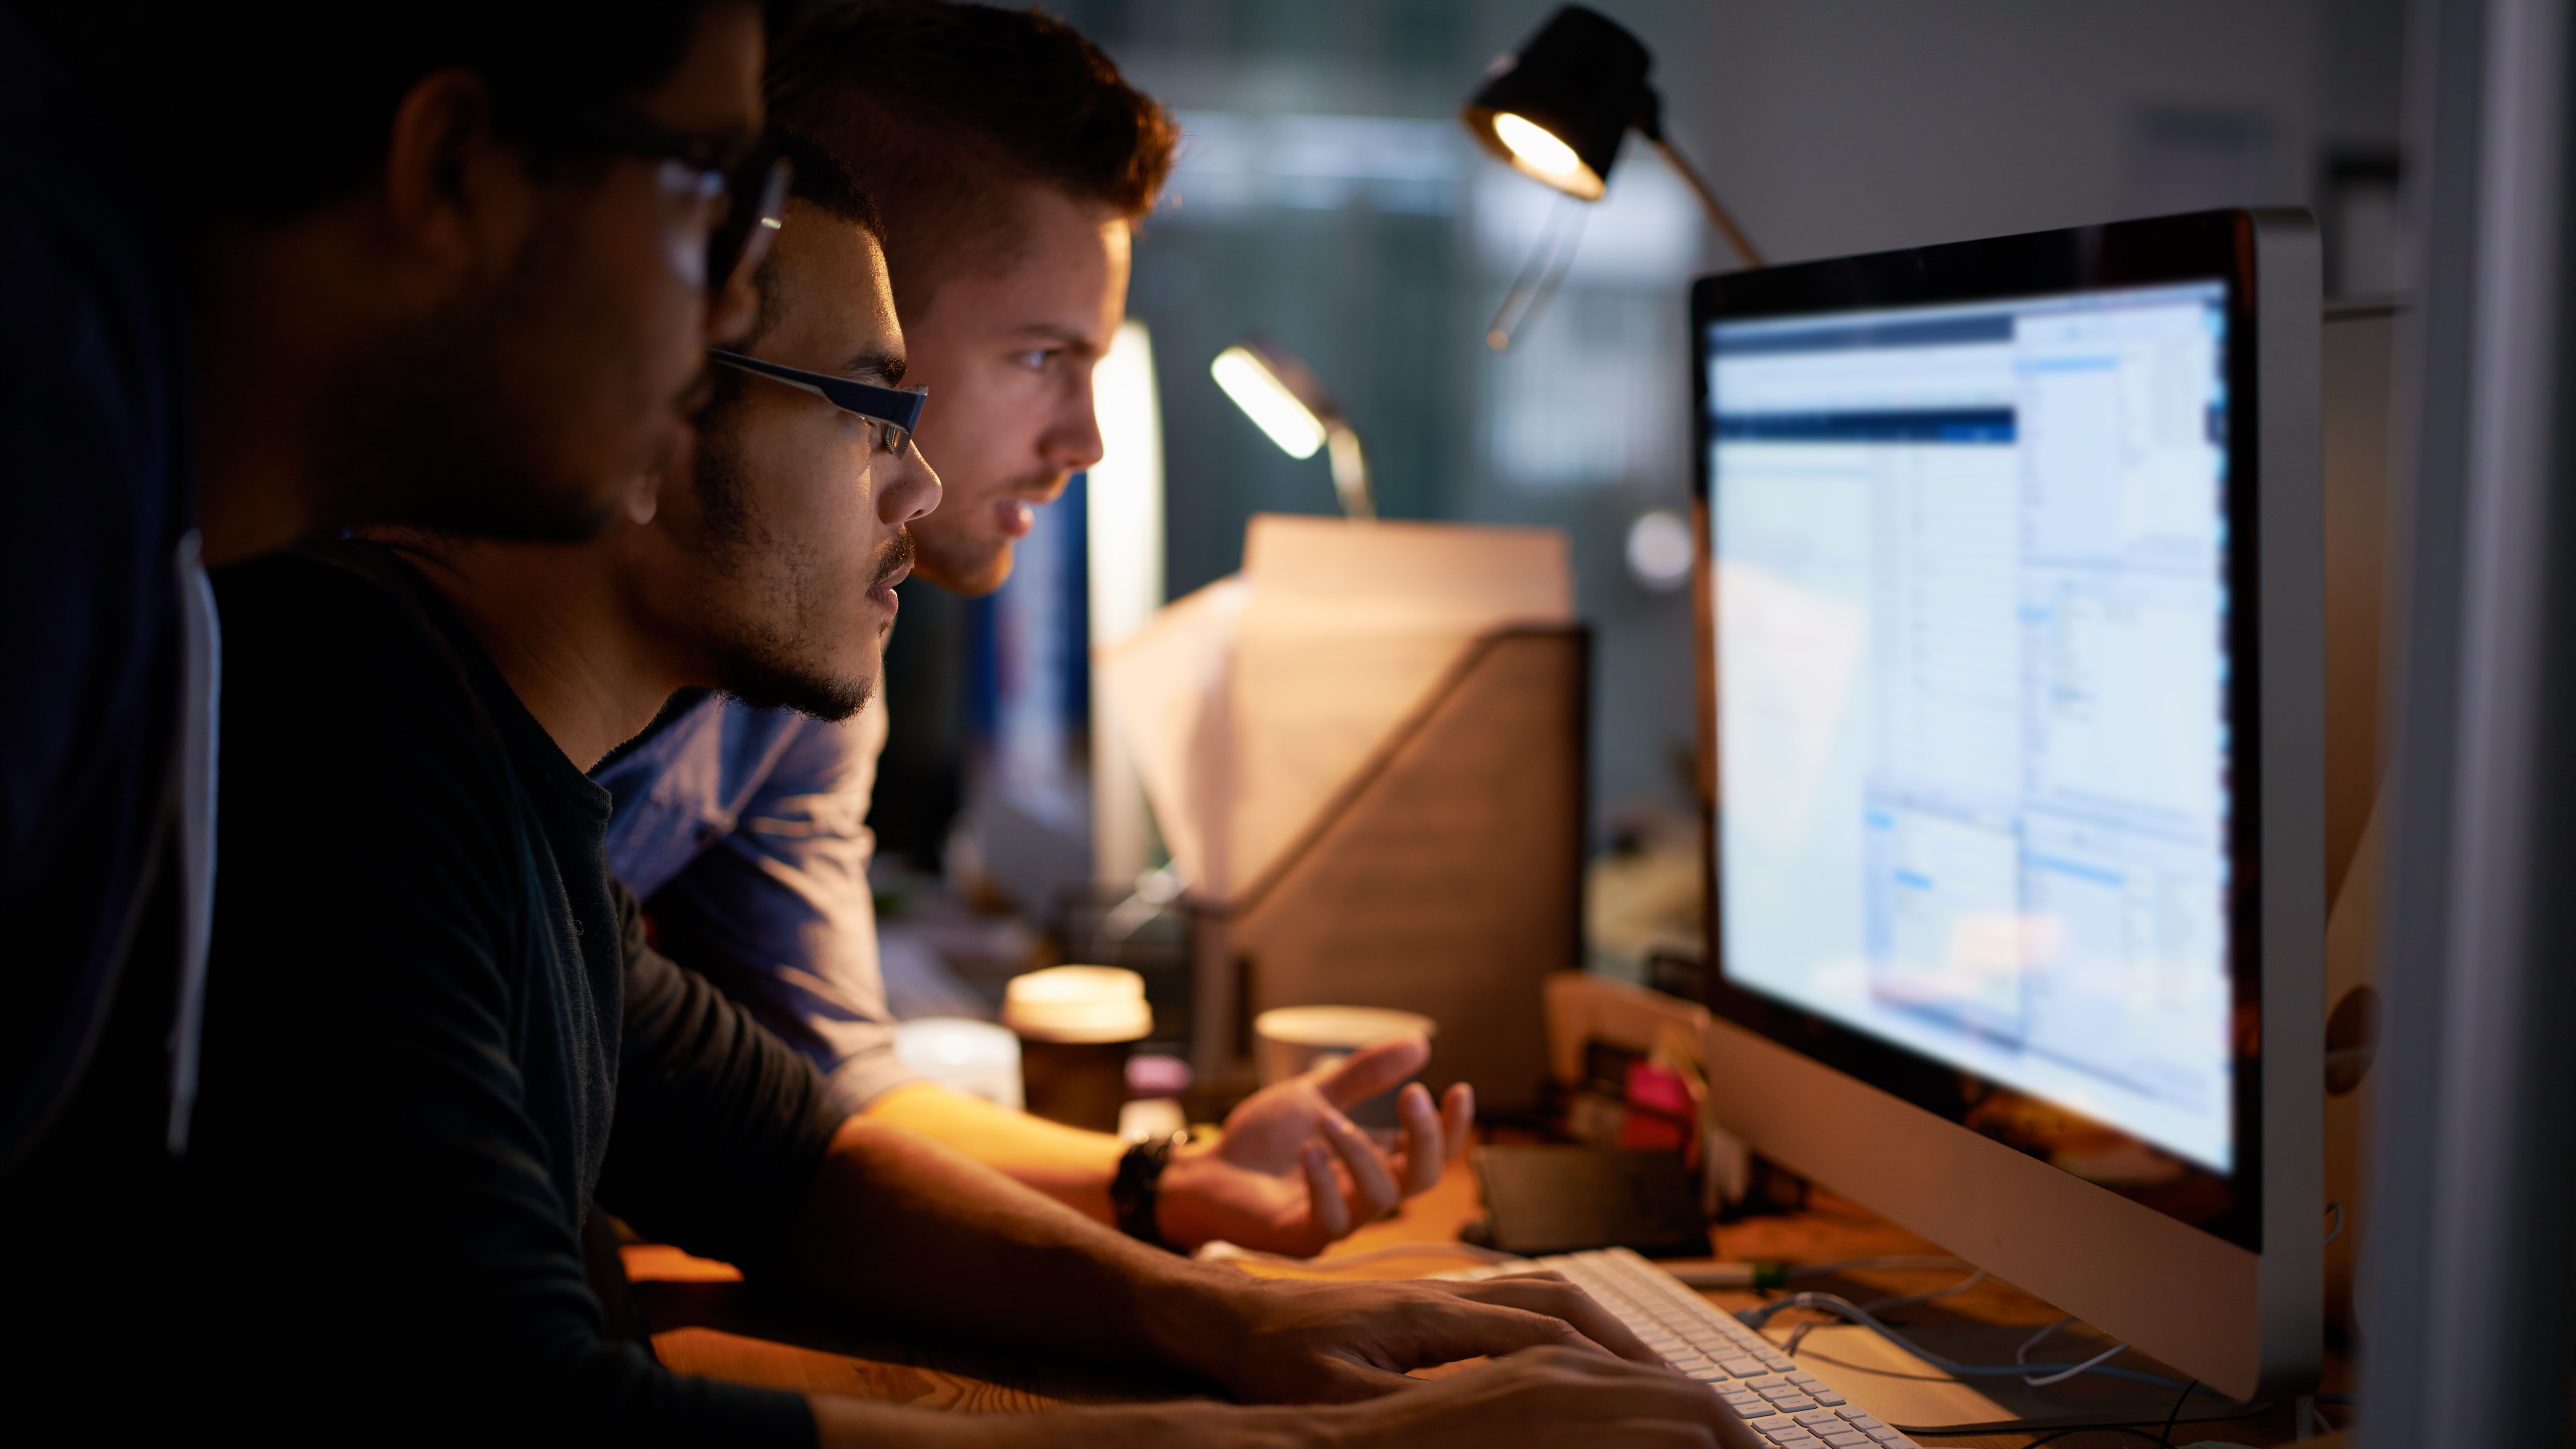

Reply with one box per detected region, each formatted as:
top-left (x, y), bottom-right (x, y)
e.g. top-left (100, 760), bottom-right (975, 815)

top-left (145, 136), bottom-right (1746, 1445)
top-left (596, 0), bottom-right (1454, 1262)
top-left (0, 0), bottom-right (783, 1177)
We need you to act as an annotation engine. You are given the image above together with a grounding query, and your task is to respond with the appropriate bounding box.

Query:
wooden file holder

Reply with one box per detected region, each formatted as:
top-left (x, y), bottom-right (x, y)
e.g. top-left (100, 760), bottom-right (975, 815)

top-left (1187, 626), bottom-right (1588, 1113)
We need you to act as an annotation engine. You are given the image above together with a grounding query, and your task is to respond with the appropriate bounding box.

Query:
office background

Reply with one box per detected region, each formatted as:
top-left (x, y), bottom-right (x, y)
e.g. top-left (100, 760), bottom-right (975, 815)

top-left (871, 0), bottom-right (2405, 933)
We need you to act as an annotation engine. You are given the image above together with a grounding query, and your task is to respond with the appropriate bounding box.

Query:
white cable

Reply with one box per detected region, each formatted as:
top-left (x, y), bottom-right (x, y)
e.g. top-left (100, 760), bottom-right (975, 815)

top-left (2014, 1316), bottom-right (2130, 1386)
top-left (2016, 1316), bottom-right (2078, 1364)
top-left (1740, 1291), bottom-right (2188, 1391)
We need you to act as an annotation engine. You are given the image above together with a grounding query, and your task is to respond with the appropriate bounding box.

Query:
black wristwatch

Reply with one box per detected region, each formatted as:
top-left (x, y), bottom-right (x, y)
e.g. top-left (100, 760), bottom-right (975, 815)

top-left (1112, 1129), bottom-right (1193, 1251)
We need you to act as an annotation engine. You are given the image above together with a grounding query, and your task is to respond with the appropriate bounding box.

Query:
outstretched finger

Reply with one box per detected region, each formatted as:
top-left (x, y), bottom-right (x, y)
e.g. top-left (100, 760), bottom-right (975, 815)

top-left (1439, 1080), bottom-right (1475, 1158)
top-left (1320, 1106), bottom-right (1402, 1222)
top-left (1310, 1034), bottom-right (1431, 1110)
top-left (1396, 1082), bottom-right (1444, 1195)
top-left (1301, 1142), bottom-right (1352, 1240)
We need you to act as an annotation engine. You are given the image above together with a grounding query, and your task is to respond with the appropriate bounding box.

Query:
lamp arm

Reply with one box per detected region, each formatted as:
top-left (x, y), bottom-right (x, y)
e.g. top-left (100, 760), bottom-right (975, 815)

top-left (1324, 423), bottom-right (1374, 520)
top-left (1648, 135), bottom-right (1765, 270)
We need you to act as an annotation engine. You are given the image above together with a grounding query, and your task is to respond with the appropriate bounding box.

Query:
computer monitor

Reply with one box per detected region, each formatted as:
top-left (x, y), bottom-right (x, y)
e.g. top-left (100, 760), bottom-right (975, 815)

top-left (1691, 210), bottom-right (2322, 1402)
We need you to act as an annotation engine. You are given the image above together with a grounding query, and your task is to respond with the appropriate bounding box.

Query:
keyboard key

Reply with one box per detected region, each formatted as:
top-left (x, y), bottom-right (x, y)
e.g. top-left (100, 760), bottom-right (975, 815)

top-left (1758, 1385), bottom-right (1806, 1402)
top-left (1836, 1410), bottom-right (1882, 1427)
top-left (1719, 1356), bottom-right (1767, 1376)
top-left (1809, 1389), bottom-right (1847, 1406)
top-left (1792, 1409), bottom-right (1841, 1427)
top-left (1819, 1434), bottom-right (1869, 1449)
top-left (1765, 1434), bottom-right (1822, 1449)
top-left (1686, 1367), bottom-right (1730, 1382)
top-left (1772, 1396), bottom-right (1820, 1413)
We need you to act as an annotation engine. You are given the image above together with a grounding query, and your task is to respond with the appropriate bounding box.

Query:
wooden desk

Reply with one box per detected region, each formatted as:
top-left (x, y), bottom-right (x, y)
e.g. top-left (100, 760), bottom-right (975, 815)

top-left (622, 1162), bottom-right (2348, 1448)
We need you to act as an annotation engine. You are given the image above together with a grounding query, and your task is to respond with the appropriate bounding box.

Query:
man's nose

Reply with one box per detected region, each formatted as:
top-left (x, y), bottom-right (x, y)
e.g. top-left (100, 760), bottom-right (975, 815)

top-left (1043, 375), bottom-right (1106, 473)
top-left (885, 445), bottom-right (942, 525)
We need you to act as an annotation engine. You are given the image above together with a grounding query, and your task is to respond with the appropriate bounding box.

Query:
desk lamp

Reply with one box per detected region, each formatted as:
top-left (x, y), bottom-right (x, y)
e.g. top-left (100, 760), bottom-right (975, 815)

top-left (1209, 337), bottom-right (1373, 520)
top-left (1462, 5), bottom-right (1763, 348)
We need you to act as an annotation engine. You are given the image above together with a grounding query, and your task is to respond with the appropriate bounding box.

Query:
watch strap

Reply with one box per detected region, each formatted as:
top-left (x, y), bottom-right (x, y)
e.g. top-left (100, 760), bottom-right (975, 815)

top-left (1111, 1129), bottom-right (1192, 1250)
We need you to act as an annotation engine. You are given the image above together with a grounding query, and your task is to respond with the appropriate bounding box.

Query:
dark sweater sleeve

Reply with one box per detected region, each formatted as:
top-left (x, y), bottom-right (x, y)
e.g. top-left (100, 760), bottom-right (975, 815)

top-left (197, 553), bottom-right (815, 1448)
top-left (601, 885), bottom-right (846, 1272)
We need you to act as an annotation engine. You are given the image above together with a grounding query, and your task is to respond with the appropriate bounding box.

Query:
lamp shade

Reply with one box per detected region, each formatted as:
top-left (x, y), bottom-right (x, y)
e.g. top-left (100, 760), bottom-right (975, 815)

top-left (1461, 5), bottom-right (1655, 201)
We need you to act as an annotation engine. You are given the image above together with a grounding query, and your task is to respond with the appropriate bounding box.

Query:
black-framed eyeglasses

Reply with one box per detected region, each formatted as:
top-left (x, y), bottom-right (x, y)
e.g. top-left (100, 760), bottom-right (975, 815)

top-left (545, 106), bottom-right (791, 296)
top-left (710, 350), bottom-right (929, 456)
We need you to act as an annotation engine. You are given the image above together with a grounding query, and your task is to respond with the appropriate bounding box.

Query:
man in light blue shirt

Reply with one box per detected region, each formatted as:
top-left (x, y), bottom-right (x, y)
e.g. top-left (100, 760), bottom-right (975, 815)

top-left (597, 1), bottom-right (1470, 1257)
top-left (600, 690), bottom-right (911, 1109)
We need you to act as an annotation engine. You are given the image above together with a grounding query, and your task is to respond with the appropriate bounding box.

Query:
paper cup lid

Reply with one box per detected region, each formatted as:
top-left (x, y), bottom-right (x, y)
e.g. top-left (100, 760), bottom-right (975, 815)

top-left (1003, 965), bottom-right (1153, 1043)
top-left (1253, 1005), bottom-right (1436, 1050)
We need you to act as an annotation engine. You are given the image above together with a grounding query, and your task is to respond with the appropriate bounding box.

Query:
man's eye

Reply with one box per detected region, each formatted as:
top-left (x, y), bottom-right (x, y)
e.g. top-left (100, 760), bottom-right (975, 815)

top-left (1018, 349), bottom-right (1052, 370)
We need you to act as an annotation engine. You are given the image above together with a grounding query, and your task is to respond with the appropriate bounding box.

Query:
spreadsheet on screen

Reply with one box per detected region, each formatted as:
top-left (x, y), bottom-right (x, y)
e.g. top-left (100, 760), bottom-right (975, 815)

top-left (1707, 281), bottom-right (2236, 1173)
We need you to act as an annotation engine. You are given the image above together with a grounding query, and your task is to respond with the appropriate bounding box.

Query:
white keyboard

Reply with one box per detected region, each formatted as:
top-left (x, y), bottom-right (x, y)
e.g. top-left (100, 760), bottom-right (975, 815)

top-left (1440, 1247), bottom-right (1921, 1449)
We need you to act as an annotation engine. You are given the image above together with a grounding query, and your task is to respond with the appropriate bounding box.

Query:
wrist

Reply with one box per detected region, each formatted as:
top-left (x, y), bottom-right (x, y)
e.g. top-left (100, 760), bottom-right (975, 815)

top-left (1151, 1137), bottom-right (1226, 1251)
top-left (1112, 1130), bottom-right (1194, 1250)
top-left (1133, 1253), bottom-right (1274, 1387)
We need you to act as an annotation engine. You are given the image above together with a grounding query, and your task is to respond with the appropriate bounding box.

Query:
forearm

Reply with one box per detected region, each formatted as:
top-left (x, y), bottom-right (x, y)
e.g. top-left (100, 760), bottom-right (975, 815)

top-left (860, 1080), bottom-right (1126, 1225)
top-left (781, 1114), bottom-right (1245, 1378)
top-left (806, 1395), bottom-right (1317, 1449)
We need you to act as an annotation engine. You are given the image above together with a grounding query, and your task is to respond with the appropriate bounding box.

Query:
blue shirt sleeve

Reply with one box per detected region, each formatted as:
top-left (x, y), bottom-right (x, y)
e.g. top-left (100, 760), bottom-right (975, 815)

top-left (604, 696), bottom-right (920, 1115)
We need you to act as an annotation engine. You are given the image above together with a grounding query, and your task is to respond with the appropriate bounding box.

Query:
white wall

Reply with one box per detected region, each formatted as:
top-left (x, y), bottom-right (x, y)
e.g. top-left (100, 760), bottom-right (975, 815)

top-left (1563, 1), bottom-right (2336, 264)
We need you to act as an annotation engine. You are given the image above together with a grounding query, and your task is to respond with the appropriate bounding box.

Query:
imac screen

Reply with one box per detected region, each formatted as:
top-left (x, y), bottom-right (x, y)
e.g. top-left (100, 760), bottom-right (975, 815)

top-left (1706, 282), bottom-right (2238, 1176)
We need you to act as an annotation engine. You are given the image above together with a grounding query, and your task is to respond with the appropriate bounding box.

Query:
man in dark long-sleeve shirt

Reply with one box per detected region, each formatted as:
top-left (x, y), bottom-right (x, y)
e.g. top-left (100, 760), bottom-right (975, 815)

top-left (197, 538), bottom-right (831, 1442)
top-left (1, 0), bottom-right (787, 1176)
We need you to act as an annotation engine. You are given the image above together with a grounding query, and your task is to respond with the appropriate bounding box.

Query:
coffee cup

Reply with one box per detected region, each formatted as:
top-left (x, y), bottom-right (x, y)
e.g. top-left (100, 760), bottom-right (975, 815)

top-left (1003, 965), bottom-right (1153, 1133)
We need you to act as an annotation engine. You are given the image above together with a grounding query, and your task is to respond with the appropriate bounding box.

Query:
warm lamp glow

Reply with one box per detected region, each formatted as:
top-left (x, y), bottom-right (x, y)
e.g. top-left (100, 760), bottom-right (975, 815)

top-left (1493, 111), bottom-right (1585, 179)
top-left (1211, 346), bottom-right (1327, 459)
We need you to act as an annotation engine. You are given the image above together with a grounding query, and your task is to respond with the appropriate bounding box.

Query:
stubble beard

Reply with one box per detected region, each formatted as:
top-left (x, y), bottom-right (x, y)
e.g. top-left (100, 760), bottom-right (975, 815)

top-left (908, 468), bottom-right (1066, 597)
top-left (691, 408), bottom-right (910, 724)
top-left (318, 207), bottom-right (653, 544)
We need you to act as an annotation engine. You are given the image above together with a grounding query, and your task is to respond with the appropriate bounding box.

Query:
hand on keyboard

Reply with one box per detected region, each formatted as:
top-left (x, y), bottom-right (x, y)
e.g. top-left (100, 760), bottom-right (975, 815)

top-left (1414, 1270), bottom-right (1667, 1364)
top-left (1318, 1344), bottom-right (1770, 1449)
top-left (1436, 1249), bottom-right (1927, 1449)
top-left (1200, 1272), bottom-right (1671, 1404)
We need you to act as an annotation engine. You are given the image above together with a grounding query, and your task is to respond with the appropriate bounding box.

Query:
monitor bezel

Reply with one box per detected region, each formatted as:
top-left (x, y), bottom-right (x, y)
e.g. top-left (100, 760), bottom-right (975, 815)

top-left (1692, 211), bottom-right (2274, 1254)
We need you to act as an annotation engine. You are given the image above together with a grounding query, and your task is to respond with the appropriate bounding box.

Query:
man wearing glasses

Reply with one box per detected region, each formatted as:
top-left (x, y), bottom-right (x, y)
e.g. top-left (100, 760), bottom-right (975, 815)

top-left (1, 0), bottom-right (807, 1423)
top-left (594, 0), bottom-right (1469, 1267)
top-left (153, 122), bottom-right (1743, 1447)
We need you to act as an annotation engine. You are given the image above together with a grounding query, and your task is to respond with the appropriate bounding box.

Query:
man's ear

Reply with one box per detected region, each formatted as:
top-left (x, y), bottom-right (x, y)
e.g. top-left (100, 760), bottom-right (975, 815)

top-left (377, 68), bottom-right (536, 286)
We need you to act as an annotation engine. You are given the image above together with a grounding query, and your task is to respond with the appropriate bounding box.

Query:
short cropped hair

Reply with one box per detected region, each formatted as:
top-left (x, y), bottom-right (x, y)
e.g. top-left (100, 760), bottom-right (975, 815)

top-left (740, 125), bottom-right (885, 349)
top-left (765, 0), bottom-right (1179, 317)
top-left (18, 0), bottom-right (800, 224)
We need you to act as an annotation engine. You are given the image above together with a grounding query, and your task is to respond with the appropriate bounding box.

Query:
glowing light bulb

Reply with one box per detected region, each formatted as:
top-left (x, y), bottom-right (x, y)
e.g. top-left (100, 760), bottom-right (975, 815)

top-left (1625, 509), bottom-right (1694, 592)
top-left (1494, 112), bottom-right (1583, 178)
top-left (1211, 346), bottom-right (1327, 459)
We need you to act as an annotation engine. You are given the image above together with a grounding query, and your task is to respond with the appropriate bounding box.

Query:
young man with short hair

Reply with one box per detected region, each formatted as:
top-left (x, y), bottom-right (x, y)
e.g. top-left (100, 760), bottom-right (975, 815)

top-left (0, 0), bottom-right (785, 1175)
top-left (162, 137), bottom-right (1746, 1445)
top-left (595, 0), bottom-right (1460, 1260)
